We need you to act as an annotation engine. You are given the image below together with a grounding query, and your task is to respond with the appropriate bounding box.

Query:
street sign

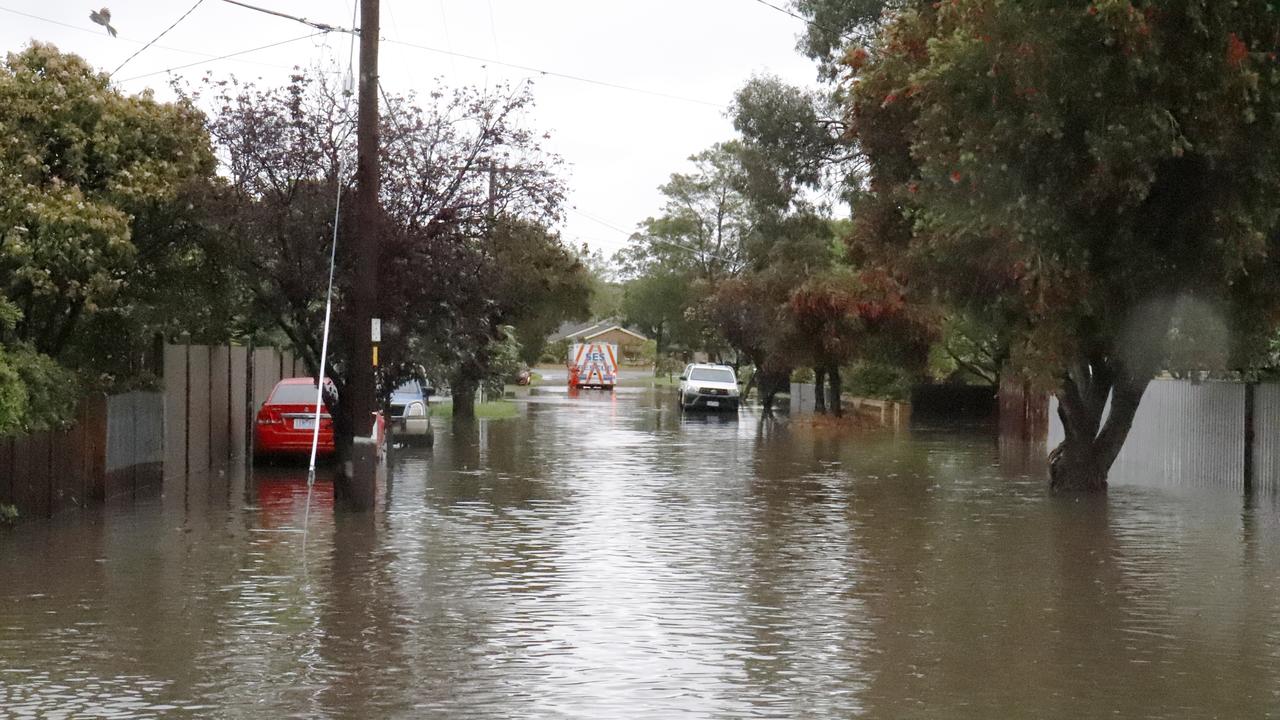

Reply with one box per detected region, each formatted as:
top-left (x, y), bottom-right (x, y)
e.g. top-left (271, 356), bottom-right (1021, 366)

top-left (371, 318), bottom-right (382, 343)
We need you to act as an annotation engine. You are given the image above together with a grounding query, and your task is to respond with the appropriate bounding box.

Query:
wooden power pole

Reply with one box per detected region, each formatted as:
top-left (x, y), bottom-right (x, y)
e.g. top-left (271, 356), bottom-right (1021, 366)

top-left (342, 0), bottom-right (380, 505)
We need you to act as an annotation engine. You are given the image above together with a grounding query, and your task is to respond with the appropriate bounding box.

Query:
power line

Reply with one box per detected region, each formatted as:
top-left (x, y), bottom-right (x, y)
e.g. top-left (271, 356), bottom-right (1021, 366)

top-left (569, 207), bottom-right (741, 263)
top-left (5, 3), bottom-right (726, 109)
top-left (220, 0), bottom-right (357, 34)
top-left (570, 207), bottom-right (634, 237)
top-left (116, 32), bottom-right (325, 82)
top-left (381, 37), bottom-right (728, 110)
top-left (486, 0), bottom-right (502, 62)
top-left (111, 0), bottom-right (207, 76)
top-left (750, 0), bottom-right (854, 42)
top-left (0, 5), bottom-right (306, 76)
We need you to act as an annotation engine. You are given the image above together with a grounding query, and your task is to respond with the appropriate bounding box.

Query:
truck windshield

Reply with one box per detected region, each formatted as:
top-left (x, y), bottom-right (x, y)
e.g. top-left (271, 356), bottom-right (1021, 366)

top-left (690, 368), bottom-right (735, 383)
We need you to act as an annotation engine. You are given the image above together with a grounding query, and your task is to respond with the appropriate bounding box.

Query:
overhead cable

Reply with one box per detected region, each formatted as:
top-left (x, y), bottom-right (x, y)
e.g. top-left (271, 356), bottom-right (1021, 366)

top-left (111, 0), bottom-right (207, 76)
top-left (220, 0), bottom-right (357, 34)
top-left (750, 0), bottom-right (855, 42)
top-left (0, 5), bottom-right (310, 78)
top-left (115, 33), bottom-right (326, 82)
top-left (382, 37), bottom-right (728, 109)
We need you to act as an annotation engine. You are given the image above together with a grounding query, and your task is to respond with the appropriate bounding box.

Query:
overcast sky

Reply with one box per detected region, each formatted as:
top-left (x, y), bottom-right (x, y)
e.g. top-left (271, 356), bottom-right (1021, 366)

top-left (1, 0), bottom-right (821, 258)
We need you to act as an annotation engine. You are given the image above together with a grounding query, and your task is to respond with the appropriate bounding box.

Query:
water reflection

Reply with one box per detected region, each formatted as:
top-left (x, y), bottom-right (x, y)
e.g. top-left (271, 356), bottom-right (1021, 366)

top-left (2, 390), bottom-right (1280, 717)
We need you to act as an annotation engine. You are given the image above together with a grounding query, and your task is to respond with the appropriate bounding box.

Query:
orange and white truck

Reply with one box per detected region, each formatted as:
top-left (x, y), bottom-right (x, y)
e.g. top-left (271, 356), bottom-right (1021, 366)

top-left (567, 342), bottom-right (618, 390)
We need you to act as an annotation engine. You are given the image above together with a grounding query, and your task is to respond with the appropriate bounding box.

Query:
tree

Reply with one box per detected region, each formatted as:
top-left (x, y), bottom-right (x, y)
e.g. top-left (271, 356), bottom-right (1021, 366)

top-left (440, 218), bottom-right (591, 419)
top-left (0, 43), bottom-right (214, 354)
top-left (201, 71), bottom-right (566, 432)
top-left (845, 1), bottom-right (1280, 490)
top-left (579, 247), bottom-right (623, 319)
top-left (0, 43), bottom-right (216, 428)
top-left (703, 275), bottom-right (797, 413)
top-left (619, 270), bottom-right (700, 363)
top-left (793, 0), bottom-right (905, 79)
top-left (489, 219), bottom-right (591, 368)
top-left (618, 143), bottom-right (756, 283)
top-left (731, 74), bottom-right (861, 209)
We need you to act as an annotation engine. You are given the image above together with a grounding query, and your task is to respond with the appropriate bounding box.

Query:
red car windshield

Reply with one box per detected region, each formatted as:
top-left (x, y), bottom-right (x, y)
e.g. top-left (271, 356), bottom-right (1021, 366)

top-left (270, 384), bottom-right (322, 404)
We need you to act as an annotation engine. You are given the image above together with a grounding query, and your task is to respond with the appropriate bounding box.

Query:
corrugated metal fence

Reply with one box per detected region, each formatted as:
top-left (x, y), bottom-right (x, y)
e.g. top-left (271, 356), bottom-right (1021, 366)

top-left (1048, 379), bottom-right (1280, 494)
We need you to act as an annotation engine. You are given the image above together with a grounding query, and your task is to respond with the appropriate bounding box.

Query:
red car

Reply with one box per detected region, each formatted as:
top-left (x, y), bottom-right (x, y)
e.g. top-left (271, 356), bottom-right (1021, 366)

top-left (254, 378), bottom-right (336, 458)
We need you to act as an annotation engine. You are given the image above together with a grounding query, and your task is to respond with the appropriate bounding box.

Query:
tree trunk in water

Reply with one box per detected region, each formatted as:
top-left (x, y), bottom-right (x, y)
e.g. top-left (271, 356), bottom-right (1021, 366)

top-left (827, 364), bottom-right (842, 418)
top-left (451, 374), bottom-right (478, 422)
top-left (327, 388), bottom-right (355, 470)
top-left (654, 325), bottom-right (665, 376)
top-left (760, 369), bottom-right (787, 416)
top-left (1048, 357), bottom-right (1150, 493)
top-left (814, 366), bottom-right (827, 414)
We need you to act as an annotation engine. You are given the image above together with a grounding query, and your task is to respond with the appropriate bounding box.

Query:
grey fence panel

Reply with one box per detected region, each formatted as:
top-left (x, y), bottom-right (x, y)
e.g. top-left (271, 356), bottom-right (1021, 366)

top-left (253, 347), bottom-right (280, 411)
top-left (163, 345), bottom-right (187, 481)
top-left (1049, 380), bottom-right (1245, 491)
top-left (105, 392), bottom-right (136, 474)
top-left (790, 383), bottom-right (816, 414)
top-left (187, 346), bottom-right (212, 475)
top-left (209, 346), bottom-right (231, 465)
top-left (134, 393), bottom-right (164, 473)
top-left (230, 345), bottom-right (248, 460)
top-left (1254, 384), bottom-right (1280, 495)
top-left (105, 391), bottom-right (164, 497)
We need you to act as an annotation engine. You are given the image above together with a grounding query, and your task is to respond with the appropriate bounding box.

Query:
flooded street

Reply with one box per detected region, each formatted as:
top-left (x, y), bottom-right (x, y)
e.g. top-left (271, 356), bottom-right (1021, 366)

top-left (4, 388), bottom-right (1280, 718)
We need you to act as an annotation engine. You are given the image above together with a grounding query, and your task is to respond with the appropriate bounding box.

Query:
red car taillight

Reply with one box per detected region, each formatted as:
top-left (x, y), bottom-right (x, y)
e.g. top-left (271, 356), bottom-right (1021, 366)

top-left (256, 406), bottom-right (283, 425)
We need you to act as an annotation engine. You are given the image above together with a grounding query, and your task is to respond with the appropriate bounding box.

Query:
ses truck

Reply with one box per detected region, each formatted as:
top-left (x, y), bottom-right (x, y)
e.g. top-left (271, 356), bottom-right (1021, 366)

top-left (567, 342), bottom-right (618, 390)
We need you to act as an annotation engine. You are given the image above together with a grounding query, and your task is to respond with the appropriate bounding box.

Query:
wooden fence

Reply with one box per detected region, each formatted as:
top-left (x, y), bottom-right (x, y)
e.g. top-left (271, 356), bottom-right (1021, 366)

top-left (0, 392), bottom-right (163, 519)
top-left (998, 371), bottom-right (1049, 442)
top-left (163, 342), bottom-right (302, 482)
top-left (0, 342), bottom-right (301, 521)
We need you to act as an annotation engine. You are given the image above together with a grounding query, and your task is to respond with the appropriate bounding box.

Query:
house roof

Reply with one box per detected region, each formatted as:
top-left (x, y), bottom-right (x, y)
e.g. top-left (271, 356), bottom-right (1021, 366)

top-left (549, 319), bottom-right (648, 343)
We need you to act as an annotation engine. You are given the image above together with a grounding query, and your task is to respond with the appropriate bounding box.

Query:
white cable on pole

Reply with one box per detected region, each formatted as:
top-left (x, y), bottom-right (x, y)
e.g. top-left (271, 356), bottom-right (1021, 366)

top-left (306, 163), bottom-right (343, 485)
top-left (306, 0), bottom-right (360, 494)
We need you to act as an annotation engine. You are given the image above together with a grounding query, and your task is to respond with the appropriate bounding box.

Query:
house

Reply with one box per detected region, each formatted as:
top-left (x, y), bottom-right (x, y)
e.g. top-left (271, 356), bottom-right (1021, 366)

top-left (549, 319), bottom-right (650, 363)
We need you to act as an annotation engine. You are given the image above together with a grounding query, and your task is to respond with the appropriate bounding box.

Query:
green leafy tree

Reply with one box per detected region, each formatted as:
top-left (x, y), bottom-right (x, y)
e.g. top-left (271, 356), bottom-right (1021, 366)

top-left (616, 266), bottom-right (701, 361)
top-left (793, 0), bottom-right (904, 79)
top-left (0, 43), bottom-right (215, 428)
top-left (441, 219), bottom-right (591, 418)
top-left (846, 1), bottom-right (1280, 490)
top-left (0, 43), bottom-right (214, 358)
top-left (618, 143), bottom-right (756, 283)
top-left (202, 71), bottom-right (566, 430)
top-left (490, 220), bottom-right (592, 367)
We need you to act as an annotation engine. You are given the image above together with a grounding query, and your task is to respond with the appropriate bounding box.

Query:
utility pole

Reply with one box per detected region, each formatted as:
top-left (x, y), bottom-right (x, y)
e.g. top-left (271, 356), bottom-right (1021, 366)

top-left (341, 0), bottom-right (380, 507)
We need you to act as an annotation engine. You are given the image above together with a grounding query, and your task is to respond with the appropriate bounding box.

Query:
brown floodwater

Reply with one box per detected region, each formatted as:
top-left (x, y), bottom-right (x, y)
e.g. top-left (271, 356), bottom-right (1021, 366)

top-left (3, 388), bottom-right (1280, 718)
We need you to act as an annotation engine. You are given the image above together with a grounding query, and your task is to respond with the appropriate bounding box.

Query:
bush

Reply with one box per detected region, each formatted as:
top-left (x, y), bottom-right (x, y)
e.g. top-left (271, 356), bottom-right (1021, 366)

top-left (655, 354), bottom-right (683, 377)
top-left (0, 345), bottom-right (79, 435)
top-left (636, 339), bottom-right (658, 366)
top-left (843, 361), bottom-right (912, 402)
top-left (541, 339), bottom-right (570, 365)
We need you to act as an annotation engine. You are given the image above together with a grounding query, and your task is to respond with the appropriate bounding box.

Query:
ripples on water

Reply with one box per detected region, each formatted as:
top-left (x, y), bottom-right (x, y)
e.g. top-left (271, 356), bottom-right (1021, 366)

top-left (3, 389), bottom-right (1280, 718)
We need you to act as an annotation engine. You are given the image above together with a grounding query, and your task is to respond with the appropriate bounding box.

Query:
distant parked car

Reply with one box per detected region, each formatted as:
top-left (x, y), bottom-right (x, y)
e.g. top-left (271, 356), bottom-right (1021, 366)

top-left (388, 380), bottom-right (432, 444)
top-left (678, 364), bottom-right (740, 412)
top-left (254, 377), bottom-right (336, 459)
top-left (515, 367), bottom-right (532, 386)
